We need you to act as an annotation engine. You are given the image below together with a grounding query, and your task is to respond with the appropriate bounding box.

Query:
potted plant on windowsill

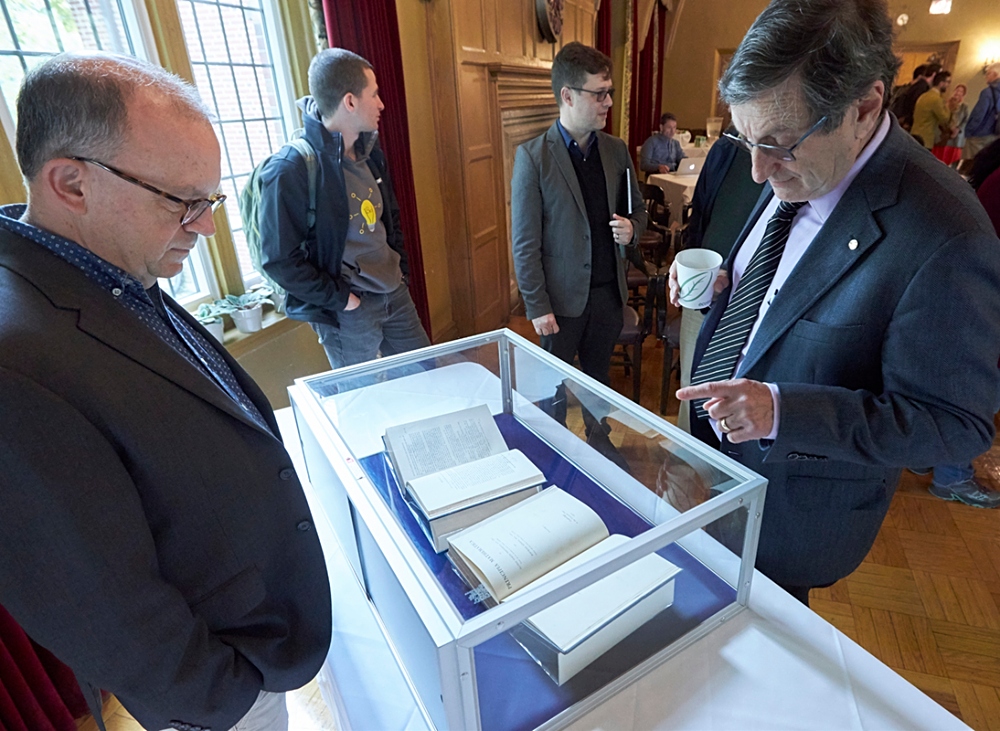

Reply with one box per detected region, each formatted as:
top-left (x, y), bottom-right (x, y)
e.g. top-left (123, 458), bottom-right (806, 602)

top-left (213, 288), bottom-right (273, 334)
top-left (195, 303), bottom-right (226, 342)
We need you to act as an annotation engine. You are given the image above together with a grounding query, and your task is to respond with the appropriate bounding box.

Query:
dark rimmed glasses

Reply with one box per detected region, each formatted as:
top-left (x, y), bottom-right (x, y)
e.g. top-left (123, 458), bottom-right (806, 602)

top-left (567, 86), bottom-right (616, 103)
top-left (70, 156), bottom-right (226, 225)
top-left (723, 115), bottom-right (828, 162)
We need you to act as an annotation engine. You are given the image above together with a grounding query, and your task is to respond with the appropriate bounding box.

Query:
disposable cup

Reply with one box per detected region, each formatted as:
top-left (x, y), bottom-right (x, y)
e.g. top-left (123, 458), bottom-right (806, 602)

top-left (675, 249), bottom-right (723, 309)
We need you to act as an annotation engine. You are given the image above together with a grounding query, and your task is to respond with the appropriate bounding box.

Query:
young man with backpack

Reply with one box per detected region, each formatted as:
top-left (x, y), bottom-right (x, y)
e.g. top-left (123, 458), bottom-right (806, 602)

top-left (254, 48), bottom-right (429, 369)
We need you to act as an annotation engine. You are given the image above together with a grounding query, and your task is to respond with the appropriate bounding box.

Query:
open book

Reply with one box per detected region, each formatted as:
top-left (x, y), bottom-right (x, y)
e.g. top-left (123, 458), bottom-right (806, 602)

top-left (383, 405), bottom-right (545, 552)
top-left (448, 487), bottom-right (680, 684)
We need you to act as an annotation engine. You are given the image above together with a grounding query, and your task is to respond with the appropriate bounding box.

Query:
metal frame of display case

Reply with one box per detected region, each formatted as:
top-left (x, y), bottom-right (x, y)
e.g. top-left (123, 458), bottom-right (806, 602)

top-left (290, 329), bottom-right (767, 731)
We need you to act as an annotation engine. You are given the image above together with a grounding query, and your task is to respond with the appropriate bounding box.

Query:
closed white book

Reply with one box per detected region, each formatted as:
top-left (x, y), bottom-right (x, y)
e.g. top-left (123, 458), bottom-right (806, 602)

top-left (409, 485), bottom-right (542, 552)
top-left (405, 449), bottom-right (542, 518)
top-left (383, 405), bottom-right (546, 553)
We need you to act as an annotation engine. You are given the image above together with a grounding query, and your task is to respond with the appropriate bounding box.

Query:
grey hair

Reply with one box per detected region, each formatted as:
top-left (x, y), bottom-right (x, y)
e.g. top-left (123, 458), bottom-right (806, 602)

top-left (16, 52), bottom-right (211, 181)
top-left (719, 0), bottom-right (901, 131)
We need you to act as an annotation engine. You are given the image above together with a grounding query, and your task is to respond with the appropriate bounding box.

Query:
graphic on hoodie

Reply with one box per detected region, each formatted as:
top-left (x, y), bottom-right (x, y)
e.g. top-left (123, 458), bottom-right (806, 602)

top-left (350, 188), bottom-right (381, 233)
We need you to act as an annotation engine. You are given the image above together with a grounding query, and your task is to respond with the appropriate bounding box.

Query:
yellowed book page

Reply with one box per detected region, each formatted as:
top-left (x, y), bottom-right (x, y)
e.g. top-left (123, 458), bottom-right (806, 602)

top-left (384, 404), bottom-right (507, 484)
top-left (447, 487), bottom-right (609, 601)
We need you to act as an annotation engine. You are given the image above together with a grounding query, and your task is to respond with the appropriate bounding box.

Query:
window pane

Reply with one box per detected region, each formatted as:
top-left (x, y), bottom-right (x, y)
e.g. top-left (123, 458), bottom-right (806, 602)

top-left (0, 0), bottom-right (138, 124)
top-left (177, 0), bottom-right (292, 286)
top-left (0, 0), bottom-right (214, 304)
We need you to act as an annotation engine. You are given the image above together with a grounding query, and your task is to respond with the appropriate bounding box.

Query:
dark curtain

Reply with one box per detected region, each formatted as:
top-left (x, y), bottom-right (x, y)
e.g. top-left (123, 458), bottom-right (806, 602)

top-left (654, 2), bottom-right (667, 133)
top-left (630, 6), bottom-right (657, 162)
top-left (596, 0), bottom-right (613, 134)
top-left (321, 0), bottom-right (431, 334)
top-left (0, 605), bottom-right (88, 731)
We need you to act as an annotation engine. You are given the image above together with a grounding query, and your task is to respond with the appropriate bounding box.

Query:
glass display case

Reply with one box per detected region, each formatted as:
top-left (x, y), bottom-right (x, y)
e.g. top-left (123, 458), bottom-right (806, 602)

top-left (289, 329), bottom-right (767, 731)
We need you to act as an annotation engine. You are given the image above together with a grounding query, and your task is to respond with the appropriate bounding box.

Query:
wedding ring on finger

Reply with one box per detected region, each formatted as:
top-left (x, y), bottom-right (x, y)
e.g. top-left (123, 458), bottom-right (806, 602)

top-left (719, 417), bottom-right (731, 433)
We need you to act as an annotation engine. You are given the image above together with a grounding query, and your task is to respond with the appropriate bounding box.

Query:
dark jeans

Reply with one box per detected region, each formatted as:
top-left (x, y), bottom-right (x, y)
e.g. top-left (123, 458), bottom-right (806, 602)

top-left (311, 283), bottom-right (430, 370)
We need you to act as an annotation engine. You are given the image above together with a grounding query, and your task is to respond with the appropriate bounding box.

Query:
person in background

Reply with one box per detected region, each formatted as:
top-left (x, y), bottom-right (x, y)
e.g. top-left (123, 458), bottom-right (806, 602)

top-left (259, 48), bottom-right (430, 371)
top-left (511, 41), bottom-right (646, 390)
top-left (911, 70), bottom-right (953, 150)
top-left (675, 131), bottom-right (764, 432)
top-left (670, 0), bottom-right (1000, 605)
top-left (932, 83), bottom-right (969, 167)
top-left (911, 139), bottom-right (1000, 510)
top-left (890, 63), bottom-right (940, 131)
top-left (0, 53), bottom-right (331, 731)
top-left (640, 112), bottom-right (688, 173)
top-left (961, 63), bottom-right (1000, 172)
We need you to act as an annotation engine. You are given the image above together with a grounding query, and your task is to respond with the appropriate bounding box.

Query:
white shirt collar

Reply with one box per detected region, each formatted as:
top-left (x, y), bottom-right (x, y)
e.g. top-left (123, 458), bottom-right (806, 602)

top-left (808, 112), bottom-right (892, 223)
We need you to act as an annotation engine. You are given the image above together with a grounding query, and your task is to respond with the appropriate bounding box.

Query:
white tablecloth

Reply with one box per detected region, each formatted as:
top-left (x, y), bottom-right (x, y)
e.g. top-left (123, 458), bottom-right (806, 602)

top-left (280, 361), bottom-right (966, 731)
top-left (648, 172), bottom-right (700, 225)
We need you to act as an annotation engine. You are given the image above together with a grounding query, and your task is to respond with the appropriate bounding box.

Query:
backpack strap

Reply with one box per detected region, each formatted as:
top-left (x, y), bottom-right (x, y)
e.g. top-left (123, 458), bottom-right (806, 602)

top-left (287, 134), bottom-right (318, 232)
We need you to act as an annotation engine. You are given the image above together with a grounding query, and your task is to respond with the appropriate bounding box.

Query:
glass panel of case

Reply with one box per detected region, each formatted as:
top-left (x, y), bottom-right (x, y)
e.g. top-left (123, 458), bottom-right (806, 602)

top-left (299, 330), bottom-right (762, 730)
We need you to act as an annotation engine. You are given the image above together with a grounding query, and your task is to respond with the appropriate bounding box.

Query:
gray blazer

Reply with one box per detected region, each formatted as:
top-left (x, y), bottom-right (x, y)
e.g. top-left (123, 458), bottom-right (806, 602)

top-left (0, 229), bottom-right (331, 731)
top-left (511, 122), bottom-right (648, 320)
top-left (691, 118), bottom-right (1000, 588)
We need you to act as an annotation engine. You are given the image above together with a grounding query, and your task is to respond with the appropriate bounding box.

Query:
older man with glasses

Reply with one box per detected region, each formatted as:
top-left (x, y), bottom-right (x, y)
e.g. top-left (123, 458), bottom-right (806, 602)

top-left (669, 0), bottom-right (1000, 605)
top-left (0, 53), bottom-right (331, 731)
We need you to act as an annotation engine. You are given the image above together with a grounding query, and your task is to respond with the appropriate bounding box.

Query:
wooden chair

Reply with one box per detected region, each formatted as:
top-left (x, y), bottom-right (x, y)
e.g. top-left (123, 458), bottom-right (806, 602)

top-left (640, 182), bottom-right (671, 228)
top-left (614, 281), bottom-right (655, 403)
top-left (653, 269), bottom-right (683, 415)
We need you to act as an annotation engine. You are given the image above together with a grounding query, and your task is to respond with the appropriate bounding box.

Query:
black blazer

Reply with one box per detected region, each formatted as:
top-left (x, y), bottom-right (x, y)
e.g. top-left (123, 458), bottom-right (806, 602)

top-left (0, 228), bottom-right (331, 731)
top-left (691, 118), bottom-right (1000, 587)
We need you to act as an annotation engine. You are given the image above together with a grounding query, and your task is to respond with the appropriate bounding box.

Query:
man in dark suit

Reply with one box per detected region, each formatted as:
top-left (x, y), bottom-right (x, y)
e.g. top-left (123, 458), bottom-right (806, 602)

top-left (511, 42), bottom-right (646, 388)
top-left (671, 0), bottom-right (1000, 604)
top-left (0, 54), bottom-right (331, 730)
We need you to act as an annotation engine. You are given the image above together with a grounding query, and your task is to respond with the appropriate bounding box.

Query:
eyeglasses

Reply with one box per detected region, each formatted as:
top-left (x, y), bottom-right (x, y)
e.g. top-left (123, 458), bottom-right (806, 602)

top-left (723, 116), bottom-right (828, 162)
top-left (567, 86), bottom-right (616, 103)
top-left (71, 157), bottom-right (226, 225)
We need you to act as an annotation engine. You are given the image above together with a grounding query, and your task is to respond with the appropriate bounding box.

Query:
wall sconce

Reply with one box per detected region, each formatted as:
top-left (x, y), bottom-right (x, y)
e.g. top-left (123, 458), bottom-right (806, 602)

top-left (928, 0), bottom-right (951, 14)
top-left (983, 41), bottom-right (1000, 73)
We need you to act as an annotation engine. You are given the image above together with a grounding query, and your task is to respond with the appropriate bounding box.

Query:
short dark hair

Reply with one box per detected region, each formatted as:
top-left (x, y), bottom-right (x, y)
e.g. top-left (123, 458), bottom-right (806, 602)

top-left (924, 63), bottom-right (942, 78)
top-left (308, 48), bottom-right (373, 118)
top-left (912, 64), bottom-right (928, 80)
top-left (16, 53), bottom-right (208, 181)
top-left (933, 70), bottom-right (951, 86)
top-left (719, 0), bottom-right (901, 131)
top-left (551, 42), bottom-right (613, 106)
top-left (660, 112), bottom-right (677, 125)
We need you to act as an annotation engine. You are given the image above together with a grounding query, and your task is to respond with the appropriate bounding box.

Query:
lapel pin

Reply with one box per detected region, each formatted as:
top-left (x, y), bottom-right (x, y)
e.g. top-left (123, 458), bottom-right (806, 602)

top-left (848, 239), bottom-right (858, 250)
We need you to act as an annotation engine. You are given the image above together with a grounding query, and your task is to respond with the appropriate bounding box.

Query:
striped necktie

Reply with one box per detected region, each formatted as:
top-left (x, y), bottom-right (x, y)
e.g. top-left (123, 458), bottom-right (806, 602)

top-left (691, 199), bottom-right (807, 420)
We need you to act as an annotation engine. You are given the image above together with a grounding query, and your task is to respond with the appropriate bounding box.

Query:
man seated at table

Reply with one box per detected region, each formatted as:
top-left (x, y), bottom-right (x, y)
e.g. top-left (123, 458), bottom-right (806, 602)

top-left (641, 112), bottom-right (687, 173)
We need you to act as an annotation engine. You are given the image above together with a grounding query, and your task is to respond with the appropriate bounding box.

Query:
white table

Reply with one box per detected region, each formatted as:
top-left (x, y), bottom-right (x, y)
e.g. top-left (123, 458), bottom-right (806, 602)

top-left (647, 171), bottom-right (700, 226)
top-left (679, 145), bottom-right (709, 158)
top-left (278, 360), bottom-right (967, 731)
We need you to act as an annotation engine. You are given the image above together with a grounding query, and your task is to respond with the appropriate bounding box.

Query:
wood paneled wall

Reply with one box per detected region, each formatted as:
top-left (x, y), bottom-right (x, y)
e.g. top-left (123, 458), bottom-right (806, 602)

top-left (424, 0), bottom-right (598, 336)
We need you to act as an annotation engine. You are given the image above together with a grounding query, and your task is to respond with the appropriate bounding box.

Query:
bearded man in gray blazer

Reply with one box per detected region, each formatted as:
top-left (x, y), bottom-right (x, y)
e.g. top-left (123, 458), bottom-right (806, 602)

top-left (0, 54), bottom-right (330, 731)
top-left (670, 0), bottom-right (1000, 604)
top-left (511, 42), bottom-right (646, 389)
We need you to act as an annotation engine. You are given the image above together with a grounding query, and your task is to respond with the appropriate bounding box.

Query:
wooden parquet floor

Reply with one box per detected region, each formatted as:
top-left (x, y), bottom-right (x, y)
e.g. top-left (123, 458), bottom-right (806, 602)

top-left (508, 314), bottom-right (1000, 730)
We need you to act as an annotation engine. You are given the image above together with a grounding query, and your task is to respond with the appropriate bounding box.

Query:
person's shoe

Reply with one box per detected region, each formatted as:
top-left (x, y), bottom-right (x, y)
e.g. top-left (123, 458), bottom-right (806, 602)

top-left (908, 467), bottom-right (932, 476)
top-left (929, 478), bottom-right (1000, 509)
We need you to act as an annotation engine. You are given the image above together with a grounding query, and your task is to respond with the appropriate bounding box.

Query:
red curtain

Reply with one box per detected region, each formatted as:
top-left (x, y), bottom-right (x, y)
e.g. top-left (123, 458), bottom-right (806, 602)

top-left (630, 3), bottom-right (667, 163)
top-left (0, 605), bottom-right (88, 731)
top-left (597, 0), bottom-right (613, 134)
top-left (321, 0), bottom-right (431, 335)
